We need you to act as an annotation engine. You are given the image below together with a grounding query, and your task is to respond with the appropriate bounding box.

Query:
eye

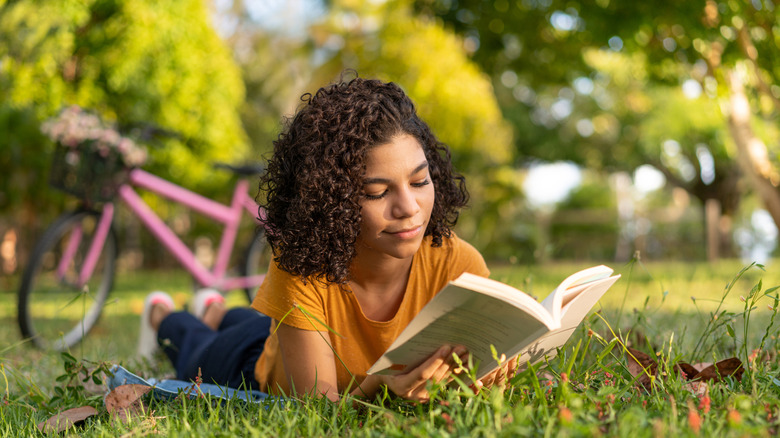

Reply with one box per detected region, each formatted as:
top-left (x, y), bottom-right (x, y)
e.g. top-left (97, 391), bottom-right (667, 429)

top-left (411, 179), bottom-right (431, 188)
top-left (364, 189), bottom-right (388, 200)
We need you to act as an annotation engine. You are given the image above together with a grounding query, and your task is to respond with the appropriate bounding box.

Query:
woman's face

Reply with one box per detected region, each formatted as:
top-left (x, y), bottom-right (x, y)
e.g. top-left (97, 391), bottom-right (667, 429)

top-left (356, 133), bottom-right (435, 262)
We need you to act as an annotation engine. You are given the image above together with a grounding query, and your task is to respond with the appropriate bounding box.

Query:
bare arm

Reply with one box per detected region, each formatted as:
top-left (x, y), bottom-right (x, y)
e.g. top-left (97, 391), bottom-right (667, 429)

top-left (276, 322), bottom-right (340, 401)
top-left (276, 322), bottom-right (466, 402)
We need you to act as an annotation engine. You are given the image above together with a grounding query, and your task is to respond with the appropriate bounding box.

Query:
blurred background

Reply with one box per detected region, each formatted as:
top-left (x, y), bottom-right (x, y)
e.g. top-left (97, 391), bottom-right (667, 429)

top-left (2, 0), bottom-right (780, 284)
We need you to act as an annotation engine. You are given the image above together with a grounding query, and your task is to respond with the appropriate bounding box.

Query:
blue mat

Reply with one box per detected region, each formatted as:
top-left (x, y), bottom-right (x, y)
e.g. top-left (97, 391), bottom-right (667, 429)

top-left (106, 364), bottom-right (276, 405)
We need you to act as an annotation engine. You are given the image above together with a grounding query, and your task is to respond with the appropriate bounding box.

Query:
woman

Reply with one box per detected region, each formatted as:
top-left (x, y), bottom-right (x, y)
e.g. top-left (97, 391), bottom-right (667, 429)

top-left (139, 76), bottom-right (515, 402)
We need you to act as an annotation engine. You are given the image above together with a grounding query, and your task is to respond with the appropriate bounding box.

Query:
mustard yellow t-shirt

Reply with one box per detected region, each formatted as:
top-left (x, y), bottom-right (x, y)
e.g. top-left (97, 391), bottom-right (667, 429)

top-left (251, 233), bottom-right (489, 395)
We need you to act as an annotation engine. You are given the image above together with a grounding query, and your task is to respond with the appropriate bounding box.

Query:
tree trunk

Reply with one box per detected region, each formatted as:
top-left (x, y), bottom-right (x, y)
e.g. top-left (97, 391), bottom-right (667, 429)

top-left (612, 172), bottom-right (634, 262)
top-left (725, 70), bottom-right (780, 230)
top-left (705, 198), bottom-right (720, 262)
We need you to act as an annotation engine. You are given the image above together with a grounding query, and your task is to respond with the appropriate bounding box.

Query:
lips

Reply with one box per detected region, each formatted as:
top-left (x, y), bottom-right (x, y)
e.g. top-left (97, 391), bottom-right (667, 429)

top-left (386, 225), bottom-right (423, 239)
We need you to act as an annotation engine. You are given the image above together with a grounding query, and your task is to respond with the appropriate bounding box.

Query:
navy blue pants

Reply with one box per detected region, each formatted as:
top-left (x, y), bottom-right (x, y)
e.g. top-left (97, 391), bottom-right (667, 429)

top-left (157, 308), bottom-right (271, 391)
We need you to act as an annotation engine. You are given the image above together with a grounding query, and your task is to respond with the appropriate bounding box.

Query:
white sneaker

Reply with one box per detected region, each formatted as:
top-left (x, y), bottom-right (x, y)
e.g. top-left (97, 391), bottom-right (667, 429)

top-left (190, 288), bottom-right (225, 320)
top-left (137, 291), bottom-right (174, 359)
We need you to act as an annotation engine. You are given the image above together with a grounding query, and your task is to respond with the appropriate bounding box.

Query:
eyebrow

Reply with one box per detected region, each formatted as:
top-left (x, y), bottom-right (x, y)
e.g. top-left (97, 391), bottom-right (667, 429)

top-left (363, 161), bottom-right (429, 185)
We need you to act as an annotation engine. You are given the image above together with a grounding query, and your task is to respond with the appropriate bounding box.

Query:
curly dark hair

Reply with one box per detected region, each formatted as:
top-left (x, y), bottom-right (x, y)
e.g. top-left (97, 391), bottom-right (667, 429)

top-left (258, 76), bottom-right (469, 284)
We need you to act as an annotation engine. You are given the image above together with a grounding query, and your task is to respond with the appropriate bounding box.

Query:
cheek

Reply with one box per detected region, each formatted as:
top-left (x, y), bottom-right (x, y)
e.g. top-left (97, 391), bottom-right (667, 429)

top-left (358, 204), bottom-right (384, 233)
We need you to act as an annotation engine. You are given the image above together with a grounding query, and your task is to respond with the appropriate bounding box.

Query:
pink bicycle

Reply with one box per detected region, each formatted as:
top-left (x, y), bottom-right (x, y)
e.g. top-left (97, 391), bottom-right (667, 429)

top-left (17, 159), bottom-right (269, 350)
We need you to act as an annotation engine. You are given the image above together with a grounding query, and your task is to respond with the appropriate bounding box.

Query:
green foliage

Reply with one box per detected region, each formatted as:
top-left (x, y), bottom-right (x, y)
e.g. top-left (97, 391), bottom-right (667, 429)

top-left (320, 0), bottom-right (514, 163)
top-left (418, 0), bottom-right (780, 246)
top-left (0, 0), bottom-right (247, 220)
top-left (559, 178), bottom-right (615, 210)
top-left (579, 49), bottom-right (747, 220)
top-left (237, 32), bottom-right (315, 158)
top-left (309, 0), bottom-right (518, 254)
top-left (48, 352), bottom-right (112, 410)
top-left (551, 178), bottom-right (618, 260)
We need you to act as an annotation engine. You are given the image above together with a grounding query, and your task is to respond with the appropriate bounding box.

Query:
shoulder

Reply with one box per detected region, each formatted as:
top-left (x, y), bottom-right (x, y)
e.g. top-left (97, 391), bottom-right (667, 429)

top-left (258, 261), bottom-right (310, 294)
top-left (418, 232), bottom-right (490, 279)
top-left (252, 260), bottom-right (338, 329)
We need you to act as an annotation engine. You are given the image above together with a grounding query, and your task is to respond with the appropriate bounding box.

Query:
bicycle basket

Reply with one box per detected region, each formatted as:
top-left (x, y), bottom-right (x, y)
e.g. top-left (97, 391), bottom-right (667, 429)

top-left (49, 142), bottom-right (130, 203)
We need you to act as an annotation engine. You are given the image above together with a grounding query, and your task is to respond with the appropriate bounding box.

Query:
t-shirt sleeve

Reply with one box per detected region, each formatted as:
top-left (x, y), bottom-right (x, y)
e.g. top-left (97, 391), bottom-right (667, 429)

top-left (448, 234), bottom-right (490, 279)
top-left (251, 262), bottom-right (330, 331)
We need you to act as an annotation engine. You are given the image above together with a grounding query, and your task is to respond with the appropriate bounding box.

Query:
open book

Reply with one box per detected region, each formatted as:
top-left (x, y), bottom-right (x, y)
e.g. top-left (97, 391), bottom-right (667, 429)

top-left (367, 265), bottom-right (620, 379)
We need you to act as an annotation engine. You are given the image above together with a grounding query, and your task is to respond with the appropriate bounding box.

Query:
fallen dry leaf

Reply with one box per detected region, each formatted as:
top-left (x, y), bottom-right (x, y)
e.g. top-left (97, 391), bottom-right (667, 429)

top-left (690, 358), bottom-right (744, 383)
top-left (104, 384), bottom-right (152, 423)
top-left (37, 406), bottom-right (97, 433)
top-left (625, 347), bottom-right (657, 389)
top-left (675, 362), bottom-right (699, 380)
top-left (625, 348), bottom-right (744, 391)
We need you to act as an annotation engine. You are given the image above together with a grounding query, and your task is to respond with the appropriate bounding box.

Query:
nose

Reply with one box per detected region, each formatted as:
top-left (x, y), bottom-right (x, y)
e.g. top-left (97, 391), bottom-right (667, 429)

top-left (391, 187), bottom-right (420, 219)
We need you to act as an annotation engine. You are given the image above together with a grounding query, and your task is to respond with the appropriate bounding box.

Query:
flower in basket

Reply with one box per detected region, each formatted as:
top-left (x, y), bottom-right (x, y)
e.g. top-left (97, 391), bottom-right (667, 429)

top-left (41, 105), bottom-right (148, 168)
top-left (42, 105), bottom-right (149, 203)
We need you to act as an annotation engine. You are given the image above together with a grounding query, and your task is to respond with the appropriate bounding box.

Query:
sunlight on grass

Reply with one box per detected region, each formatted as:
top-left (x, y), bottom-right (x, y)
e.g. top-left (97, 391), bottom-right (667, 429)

top-left (2, 260), bottom-right (779, 436)
top-left (3, 260), bottom-right (779, 380)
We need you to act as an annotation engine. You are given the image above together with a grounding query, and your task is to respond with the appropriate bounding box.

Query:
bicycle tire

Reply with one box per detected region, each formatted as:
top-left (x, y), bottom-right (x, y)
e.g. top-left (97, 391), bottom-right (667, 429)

top-left (242, 229), bottom-right (271, 303)
top-left (17, 210), bottom-right (118, 350)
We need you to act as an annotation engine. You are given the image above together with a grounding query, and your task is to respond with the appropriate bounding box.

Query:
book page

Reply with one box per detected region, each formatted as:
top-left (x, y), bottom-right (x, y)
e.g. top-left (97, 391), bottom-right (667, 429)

top-left (450, 273), bottom-right (553, 322)
top-left (512, 275), bottom-right (621, 370)
top-left (557, 275), bottom-right (620, 329)
top-left (541, 265), bottom-right (614, 321)
top-left (367, 270), bottom-right (620, 380)
top-left (367, 279), bottom-right (555, 378)
top-left (512, 328), bottom-right (574, 372)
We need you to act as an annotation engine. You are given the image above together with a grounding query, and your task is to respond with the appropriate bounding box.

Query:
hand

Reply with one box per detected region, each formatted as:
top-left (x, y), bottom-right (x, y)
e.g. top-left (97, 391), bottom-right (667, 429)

top-left (471, 354), bottom-right (518, 392)
top-left (379, 345), bottom-right (467, 402)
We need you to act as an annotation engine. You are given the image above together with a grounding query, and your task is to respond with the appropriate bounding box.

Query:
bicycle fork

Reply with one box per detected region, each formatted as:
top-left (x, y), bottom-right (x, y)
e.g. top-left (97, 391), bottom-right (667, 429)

top-left (57, 204), bottom-right (114, 288)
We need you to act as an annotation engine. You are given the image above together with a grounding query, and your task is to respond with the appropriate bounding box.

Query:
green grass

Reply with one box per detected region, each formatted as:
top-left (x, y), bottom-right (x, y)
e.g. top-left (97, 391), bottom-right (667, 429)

top-left (1, 259), bottom-right (780, 436)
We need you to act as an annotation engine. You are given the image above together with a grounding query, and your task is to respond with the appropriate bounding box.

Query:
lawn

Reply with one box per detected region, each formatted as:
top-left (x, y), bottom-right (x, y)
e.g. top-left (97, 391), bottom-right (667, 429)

top-left (1, 258), bottom-right (779, 436)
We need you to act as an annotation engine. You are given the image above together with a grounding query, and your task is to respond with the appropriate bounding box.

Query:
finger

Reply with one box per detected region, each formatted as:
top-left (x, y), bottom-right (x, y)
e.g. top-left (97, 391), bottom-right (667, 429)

top-left (452, 349), bottom-right (470, 374)
top-left (400, 345), bottom-right (452, 388)
top-left (413, 352), bottom-right (458, 396)
top-left (495, 366), bottom-right (507, 386)
top-left (482, 369), bottom-right (499, 387)
top-left (411, 389), bottom-right (430, 403)
top-left (505, 357), bottom-right (518, 379)
top-left (387, 346), bottom-right (458, 400)
top-left (490, 361), bottom-right (512, 387)
top-left (430, 358), bottom-right (454, 383)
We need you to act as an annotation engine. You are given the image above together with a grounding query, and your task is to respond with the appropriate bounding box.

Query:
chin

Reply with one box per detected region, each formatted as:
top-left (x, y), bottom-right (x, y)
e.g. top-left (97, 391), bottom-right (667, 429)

top-left (386, 237), bottom-right (426, 259)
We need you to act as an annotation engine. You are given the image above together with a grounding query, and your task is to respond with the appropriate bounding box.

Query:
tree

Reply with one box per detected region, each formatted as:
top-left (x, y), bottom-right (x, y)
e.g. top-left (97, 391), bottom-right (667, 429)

top-left (304, 0), bottom-right (520, 253)
top-left (0, 0), bottom-right (248, 217)
top-left (417, 0), bottom-right (780, 257)
top-left (0, 0), bottom-right (248, 267)
top-left (216, 0), bottom-right (521, 255)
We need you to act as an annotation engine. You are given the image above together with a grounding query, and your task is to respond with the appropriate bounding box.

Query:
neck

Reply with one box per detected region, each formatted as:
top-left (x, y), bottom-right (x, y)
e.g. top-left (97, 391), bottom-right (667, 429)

top-left (349, 251), bottom-right (413, 290)
top-left (348, 245), bottom-right (415, 321)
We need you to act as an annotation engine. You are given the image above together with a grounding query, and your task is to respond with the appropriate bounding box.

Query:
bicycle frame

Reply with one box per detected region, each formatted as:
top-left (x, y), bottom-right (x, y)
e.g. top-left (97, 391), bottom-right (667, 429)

top-left (67, 168), bottom-right (266, 291)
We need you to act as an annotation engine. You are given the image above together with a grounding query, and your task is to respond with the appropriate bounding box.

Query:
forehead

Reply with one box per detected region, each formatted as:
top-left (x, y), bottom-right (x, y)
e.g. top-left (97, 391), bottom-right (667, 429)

top-left (364, 134), bottom-right (427, 175)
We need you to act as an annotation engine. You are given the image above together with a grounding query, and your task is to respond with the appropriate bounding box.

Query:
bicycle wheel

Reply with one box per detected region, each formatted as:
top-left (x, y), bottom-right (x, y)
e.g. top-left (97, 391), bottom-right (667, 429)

top-left (242, 229), bottom-right (271, 303)
top-left (18, 210), bottom-right (118, 350)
